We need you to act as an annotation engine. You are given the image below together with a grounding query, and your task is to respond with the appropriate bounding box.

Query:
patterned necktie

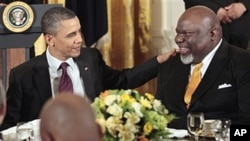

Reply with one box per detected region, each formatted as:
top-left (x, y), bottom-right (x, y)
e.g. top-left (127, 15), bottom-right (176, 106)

top-left (184, 63), bottom-right (203, 108)
top-left (59, 62), bottom-right (73, 92)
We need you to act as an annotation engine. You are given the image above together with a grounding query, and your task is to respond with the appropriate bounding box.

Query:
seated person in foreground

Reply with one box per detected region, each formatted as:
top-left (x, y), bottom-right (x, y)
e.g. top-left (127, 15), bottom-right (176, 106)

top-left (156, 5), bottom-right (250, 129)
top-left (39, 93), bottom-right (103, 141)
top-left (0, 6), bottom-right (178, 130)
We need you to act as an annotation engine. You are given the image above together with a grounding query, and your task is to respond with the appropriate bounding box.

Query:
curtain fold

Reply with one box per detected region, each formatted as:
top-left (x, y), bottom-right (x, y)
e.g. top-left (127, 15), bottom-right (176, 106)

top-left (100, 0), bottom-right (154, 93)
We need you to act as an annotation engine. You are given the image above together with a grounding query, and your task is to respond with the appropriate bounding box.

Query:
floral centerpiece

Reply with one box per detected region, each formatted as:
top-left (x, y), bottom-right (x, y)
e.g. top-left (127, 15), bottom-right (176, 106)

top-left (91, 89), bottom-right (175, 141)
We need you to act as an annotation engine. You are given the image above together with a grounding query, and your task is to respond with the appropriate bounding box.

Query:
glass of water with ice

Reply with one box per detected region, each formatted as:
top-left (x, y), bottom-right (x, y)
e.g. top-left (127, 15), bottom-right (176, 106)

top-left (16, 122), bottom-right (34, 141)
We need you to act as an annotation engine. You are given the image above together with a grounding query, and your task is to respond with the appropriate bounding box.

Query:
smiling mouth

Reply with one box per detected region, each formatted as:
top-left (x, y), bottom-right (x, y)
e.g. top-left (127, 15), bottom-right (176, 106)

top-left (73, 46), bottom-right (81, 50)
top-left (179, 48), bottom-right (189, 55)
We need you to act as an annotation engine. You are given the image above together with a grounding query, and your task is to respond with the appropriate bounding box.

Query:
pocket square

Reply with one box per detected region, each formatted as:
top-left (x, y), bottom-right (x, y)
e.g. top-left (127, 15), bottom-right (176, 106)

top-left (218, 83), bottom-right (232, 89)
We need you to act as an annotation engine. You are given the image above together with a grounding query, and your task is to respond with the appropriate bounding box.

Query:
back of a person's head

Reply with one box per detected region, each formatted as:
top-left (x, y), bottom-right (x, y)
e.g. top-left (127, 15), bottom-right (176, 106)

top-left (39, 93), bottom-right (102, 141)
top-left (0, 80), bottom-right (6, 125)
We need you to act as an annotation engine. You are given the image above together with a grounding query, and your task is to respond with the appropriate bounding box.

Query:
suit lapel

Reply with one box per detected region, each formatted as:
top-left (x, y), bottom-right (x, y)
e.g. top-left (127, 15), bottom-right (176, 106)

top-left (161, 56), bottom-right (190, 111)
top-left (74, 52), bottom-right (96, 101)
top-left (189, 41), bottom-right (230, 107)
top-left (177, 64), bottom-right (191, 110)
top-left (33, 54), bottom-right (52, 104)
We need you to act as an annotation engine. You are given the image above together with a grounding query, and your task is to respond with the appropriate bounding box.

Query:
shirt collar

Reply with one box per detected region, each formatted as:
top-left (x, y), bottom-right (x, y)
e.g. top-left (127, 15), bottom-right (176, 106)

top-left (192, 39), bottom-right (222, 77)
top-left (46, 47), bottom-right (75, 71)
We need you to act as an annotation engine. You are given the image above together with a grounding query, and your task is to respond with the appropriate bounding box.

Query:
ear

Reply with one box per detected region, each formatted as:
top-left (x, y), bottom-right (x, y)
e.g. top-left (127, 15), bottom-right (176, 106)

top-left (44, 34), bottom-right (54, 47)
top-left (210, 25), bottom-right (219, 41)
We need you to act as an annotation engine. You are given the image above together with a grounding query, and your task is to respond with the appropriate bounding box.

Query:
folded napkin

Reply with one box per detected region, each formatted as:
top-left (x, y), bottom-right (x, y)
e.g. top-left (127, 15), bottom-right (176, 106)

top-left (1, 119), bottom-right (41, 141)
top-left (167, 128), bottom-right (189, 138)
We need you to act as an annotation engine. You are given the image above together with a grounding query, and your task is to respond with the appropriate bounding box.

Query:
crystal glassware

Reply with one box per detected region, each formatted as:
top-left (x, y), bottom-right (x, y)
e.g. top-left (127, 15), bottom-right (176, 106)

top-left (187, 112), bottom-right (205, 141)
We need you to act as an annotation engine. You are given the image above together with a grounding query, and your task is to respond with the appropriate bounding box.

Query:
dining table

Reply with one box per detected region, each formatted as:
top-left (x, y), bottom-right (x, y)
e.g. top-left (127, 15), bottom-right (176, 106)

top-left (1, 119), bottom-right (216, 141)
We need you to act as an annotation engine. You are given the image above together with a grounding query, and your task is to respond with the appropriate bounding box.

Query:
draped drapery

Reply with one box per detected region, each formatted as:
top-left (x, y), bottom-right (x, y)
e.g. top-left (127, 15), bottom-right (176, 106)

top-left (100, 0), bottom-right (185, 94)
top-left (99, 0), bottom-right (156, 94)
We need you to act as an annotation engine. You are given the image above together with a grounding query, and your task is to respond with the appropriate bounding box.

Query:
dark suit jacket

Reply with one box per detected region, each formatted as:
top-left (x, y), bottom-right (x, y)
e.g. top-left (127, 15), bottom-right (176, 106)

top-left (184, 0), bottom-right (250, 49)
top-left (1, 48), bottom-right (159, 130)
top-left (156, 40), bottom-right (250, 129)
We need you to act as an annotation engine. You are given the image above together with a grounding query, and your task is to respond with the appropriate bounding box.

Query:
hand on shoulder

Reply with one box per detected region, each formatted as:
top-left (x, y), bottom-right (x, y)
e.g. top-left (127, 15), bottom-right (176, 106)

top-left (156, 48), bottom-right (180, 64)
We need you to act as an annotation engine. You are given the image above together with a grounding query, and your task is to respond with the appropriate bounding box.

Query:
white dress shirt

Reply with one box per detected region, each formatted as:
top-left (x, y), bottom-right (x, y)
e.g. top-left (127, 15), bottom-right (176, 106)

top-left (46, 47), bottom-right (85, 97)
top-left (190, 39), bottom-right (222, 78)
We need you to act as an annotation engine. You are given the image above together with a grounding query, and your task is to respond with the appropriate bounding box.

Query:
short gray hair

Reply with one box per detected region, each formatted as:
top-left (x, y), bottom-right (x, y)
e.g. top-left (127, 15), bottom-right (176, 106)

top-left (41, 7), bottom-right (77, 35)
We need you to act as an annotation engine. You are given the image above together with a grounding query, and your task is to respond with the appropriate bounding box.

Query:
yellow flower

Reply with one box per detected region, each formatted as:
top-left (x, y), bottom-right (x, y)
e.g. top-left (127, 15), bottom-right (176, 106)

top-left (99, 99), bottom-right (105, 109)
top-left (143, 122), bottom-right (153, 135)
top-left (140, 97), bottom-right (152, 109)
top-left (145, 93), bottom-right (154, 101)
top-left (121, 93), bottom-right (135, 104)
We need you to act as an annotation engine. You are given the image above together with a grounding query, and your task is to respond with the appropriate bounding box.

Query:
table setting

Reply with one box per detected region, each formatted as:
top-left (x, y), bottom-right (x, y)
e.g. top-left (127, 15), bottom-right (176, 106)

top-left (1, 119), bottom-right (41, 141)
top-left (0, 89), bottom-right (230, 141)
top-left (0, 115), bottom-right (229, 141)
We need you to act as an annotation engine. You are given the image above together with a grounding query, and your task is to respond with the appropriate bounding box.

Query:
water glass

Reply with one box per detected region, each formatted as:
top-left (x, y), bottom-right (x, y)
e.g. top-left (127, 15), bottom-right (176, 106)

top-left (16, 122), bottom-right (34, 141)
top-left (187, 112), bottom-right (205, 141)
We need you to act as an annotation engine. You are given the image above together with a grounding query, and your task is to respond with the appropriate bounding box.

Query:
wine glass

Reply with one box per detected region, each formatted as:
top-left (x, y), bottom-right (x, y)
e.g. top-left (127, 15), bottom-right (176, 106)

top-left (187, 112), bottom-right (205, 141)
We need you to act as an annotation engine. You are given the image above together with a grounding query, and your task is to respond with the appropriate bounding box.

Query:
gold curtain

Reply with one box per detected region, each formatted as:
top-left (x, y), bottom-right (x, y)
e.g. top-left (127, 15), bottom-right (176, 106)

top-left (100, 0), bottom-right (156, 94)
top-left (46, 0), bottom-right (65, 6)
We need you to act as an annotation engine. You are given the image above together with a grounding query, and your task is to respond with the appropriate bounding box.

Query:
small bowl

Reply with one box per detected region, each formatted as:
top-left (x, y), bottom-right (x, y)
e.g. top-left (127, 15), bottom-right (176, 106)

top-left (202, 119), bottom-right (221, 137)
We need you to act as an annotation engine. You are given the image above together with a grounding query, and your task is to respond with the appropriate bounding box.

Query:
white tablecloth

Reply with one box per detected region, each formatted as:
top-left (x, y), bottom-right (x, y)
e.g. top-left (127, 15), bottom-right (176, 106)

top-left (1, 121), bottom-right (188, 141)
top-left (1, 119), bottom-right (41, 141)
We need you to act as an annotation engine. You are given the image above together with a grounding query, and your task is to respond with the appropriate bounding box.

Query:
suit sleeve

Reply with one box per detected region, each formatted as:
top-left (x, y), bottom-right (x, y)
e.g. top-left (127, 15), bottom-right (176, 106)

top-left (92, 48), bottom-right (160, 90)
top-left (234, 52), bottom-right (250, 124)
top-left (0, 69), bottom-right (22, 130)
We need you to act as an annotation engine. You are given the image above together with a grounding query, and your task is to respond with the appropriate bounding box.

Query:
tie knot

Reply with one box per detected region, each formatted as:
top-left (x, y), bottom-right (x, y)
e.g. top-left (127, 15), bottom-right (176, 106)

top-left (60, 62), bottom-right (69, 70)
top-left (194, 63), bottom-right (203, 70)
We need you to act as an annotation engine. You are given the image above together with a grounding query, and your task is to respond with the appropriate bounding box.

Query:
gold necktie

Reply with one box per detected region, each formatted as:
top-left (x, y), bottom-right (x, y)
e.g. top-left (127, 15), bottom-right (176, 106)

top-left (184, 63), bottom-right (203, 108)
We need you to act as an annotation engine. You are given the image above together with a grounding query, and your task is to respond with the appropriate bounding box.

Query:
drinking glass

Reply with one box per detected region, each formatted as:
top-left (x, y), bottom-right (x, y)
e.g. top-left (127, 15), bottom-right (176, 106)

top-left (213, 119), bottom-right (231, 141)
top-left (16, 122), bottom-right (34, 141)
top-left (187, 112), bottom-right (205, 141)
